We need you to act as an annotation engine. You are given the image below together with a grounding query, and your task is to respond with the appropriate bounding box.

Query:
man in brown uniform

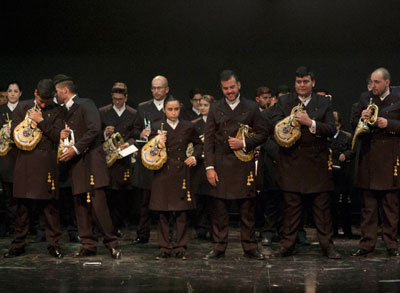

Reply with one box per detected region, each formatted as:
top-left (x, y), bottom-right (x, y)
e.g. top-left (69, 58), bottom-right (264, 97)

top-left (4, 79), bottom-right (64, 258)
top-left (270, 66), bottom-right (341, 259)
top-left (203, 70), bottom-right (267, 260)
top-left (131, 76), bottom-right (168, 244)
top-left (55, 74), bottom-right (120, 259)
top-left (99, 82), bottom-right (137, 235)
top-left (352, 68), bottom-right (400, 257)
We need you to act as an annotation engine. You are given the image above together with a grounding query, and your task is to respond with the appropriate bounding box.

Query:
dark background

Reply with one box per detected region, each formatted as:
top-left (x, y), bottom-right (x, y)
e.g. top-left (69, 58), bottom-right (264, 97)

top-left (2, 0), bottom-right (400, 129)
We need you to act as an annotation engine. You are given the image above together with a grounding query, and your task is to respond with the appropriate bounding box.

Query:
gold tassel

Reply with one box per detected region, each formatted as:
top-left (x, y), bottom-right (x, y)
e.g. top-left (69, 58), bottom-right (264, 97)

top-left (182, 179), bottom-right (187, 190)
top-left (87, 192), bottom-right (91, 203)
top-left (51, 180), bottom-right (55, 191)
top-left (394, 165), bottom-right (398, 177)
top-left (47, 172), bottom-right (51, 183)
top-left (187, 191), bottom-right (192, 202)
top-left (90, 175), bottom-right (95, 186)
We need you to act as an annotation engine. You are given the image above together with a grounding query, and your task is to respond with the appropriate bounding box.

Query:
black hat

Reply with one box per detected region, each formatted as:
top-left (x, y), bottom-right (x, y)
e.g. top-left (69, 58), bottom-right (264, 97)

top-left (53, 74), bottom-right (73, 85)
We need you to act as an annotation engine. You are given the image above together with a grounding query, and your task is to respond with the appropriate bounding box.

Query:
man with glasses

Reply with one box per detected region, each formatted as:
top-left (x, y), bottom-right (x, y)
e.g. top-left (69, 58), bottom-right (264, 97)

top-left (131, 76), bottom-right (169, 245)
top-left (99, 82), bottom-right (137, 237)
top-left (181, 88), bottom-right (203, 121)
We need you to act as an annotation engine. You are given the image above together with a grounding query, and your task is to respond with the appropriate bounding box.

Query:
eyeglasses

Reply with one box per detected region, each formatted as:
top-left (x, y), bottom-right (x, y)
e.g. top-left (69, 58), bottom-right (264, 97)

top-left (151, 86), bottom-right (166, 92)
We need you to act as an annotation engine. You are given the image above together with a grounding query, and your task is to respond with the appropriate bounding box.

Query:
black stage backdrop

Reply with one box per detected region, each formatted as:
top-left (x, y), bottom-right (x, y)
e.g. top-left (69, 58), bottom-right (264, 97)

top-left (2, 0), bottom-right (400, 129)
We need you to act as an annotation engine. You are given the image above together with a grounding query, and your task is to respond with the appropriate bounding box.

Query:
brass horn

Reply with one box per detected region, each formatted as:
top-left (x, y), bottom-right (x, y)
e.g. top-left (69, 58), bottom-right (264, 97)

top-left (351, 100), bottom-right (378, 150)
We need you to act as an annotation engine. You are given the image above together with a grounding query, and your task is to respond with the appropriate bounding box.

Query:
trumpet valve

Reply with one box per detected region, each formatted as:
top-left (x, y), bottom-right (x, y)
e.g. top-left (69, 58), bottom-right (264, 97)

top-left (182, 179), bottom-right (187, 190)
top-left (187, 191), bottom-right (192, 202)
top-left (90, 175), bottom-right (95, 186)
top-left (86, 192), bottom-right (91, 203)
top-left (47, 172), bottom-right (52, 183)
top-left (51, 180), bottom-right (56, 191)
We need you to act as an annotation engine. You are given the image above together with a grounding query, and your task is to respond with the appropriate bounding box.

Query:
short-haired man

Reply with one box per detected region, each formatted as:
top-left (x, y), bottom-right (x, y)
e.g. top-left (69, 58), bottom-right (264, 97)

top-left (4, 79), bottom-right (64, 258)
top-left (270, 66), bottom-right (341, 259)
top-left (203, 70), bottom-right (267, 260)
top-left (255, 86), bottom-right (273, 111)
top-left (352, 68), bottom-right (400, 257)
top-left (55, 74), bottom-right (121, 259)
top-left (180, 88), bottom-right (203, 121)
top-left (131, 75), bottom-right (169, 244)
top-left (99, 82), bottom-right (137, 235)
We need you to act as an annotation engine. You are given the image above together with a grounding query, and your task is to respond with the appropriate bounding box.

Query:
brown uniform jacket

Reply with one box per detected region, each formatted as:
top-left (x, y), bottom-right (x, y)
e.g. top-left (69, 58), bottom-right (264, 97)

top-left (191, 117), bottom-right (213, 195)
top-left (63, 96), bottom-right (109, 195)
top-left (12, 99), bottom-right (64, 199)
top-left (204, 97), bottom-right (267, 199)
top-left (353, 92), bottom-right (400, 190)
top-left (99, 104), bottom-right (137, 189)
top-left (270, 93), bottom-right (336, 194)
top-left (149, 119), bottom-right (202, 211)
top-left (132, 99), bottom-right (165, 189)
top-left (0, 104), bottom-right (18, 183)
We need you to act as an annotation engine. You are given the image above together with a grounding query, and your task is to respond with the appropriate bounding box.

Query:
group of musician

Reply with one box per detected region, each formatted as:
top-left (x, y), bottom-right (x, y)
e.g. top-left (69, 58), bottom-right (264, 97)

top-left (0, 66), bottom-right (399, 261)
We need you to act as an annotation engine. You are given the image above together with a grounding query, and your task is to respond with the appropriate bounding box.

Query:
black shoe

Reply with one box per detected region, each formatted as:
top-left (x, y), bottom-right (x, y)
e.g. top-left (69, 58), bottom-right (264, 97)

top-left (261, 235), bottom-right (272, 246)
top-left (132, 237), bottom-right (149, 245)
top-left (116, 229), bottom-right (124, 238)
top-left (351, 248), bottom-right (372, 257)
top-left (73, 248), bottom-right (97, 258)
top-left (322, 247), bottom-right (342, 259)
top-left (203, 249), bottom-right (225, 260)
top-left (175, 251), bottom-right (187, 260)
top-left (109, 247), bottom-right (122, 259)
top-left (48, 245), bottom-right (64, 259)
top-left (4, 247), bottom-right (25, 258)
top-left (244, 249), bottom-right (265, 260)
top-left (276, 246), bottom-right (296, 257)
top-left (387, 248), bottom-right (400, 257)
top-left (68, 232), bottom-right (80, 243)
top-left (155, 251), bottom-right (171, 260)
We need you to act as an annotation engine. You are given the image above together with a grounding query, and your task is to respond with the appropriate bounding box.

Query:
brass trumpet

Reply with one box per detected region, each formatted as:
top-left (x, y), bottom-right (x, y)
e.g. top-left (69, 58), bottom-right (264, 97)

top-left (351, 99), bottom-right (378, 150)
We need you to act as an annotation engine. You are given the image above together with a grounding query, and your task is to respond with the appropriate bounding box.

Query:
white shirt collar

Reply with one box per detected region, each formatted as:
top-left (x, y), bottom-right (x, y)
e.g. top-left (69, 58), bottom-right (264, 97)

top-left (65, 95), bottom-right (77, 110)
top-left (192, 107), bottom-right (200, 115)
top-left (167, 118), bottom-right (179, 129)
top-left (225, 93), bottom-right (241, 110)
top-left (380, 89), bottom-right (390, 101)
top-left (113, 104), bottom-right (126, 117)
top-left (202, 115), bottom-right (207, 123)
top-left (153, 98), bottom-right (165, 111)
top-left (7, 101), bottom-right (18, 111)
top-left (298, 94), bottom-right (312, 106)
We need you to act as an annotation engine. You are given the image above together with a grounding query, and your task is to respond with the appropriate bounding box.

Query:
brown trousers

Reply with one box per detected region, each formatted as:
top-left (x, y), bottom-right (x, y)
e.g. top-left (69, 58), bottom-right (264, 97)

top-left (359, 190), bottom-right (399, 250)
top-left (74, 189), bottom-right (118, 251)
top-left (280, 192), bottom-right (334, 249)
top-left (210, 197), bottom-right (258, 252)
top-left (157, 211), bottom-right (188, 253)
top-left (12, 198), bottom-right (61, 249)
